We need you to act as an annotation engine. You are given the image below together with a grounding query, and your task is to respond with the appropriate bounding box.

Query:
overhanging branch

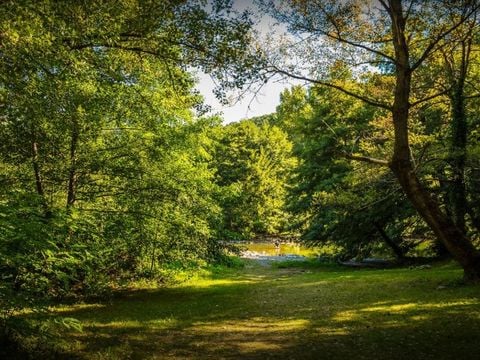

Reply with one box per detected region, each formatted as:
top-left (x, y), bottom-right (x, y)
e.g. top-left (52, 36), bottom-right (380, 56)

top-left (409, 88), bottom-right (451, 107)
top-left (411, 4), bottom-right (480, 71)
top-left (344, 152), bottom-right (390, 166)
top-left (272, 66), bottom-right (393, 111)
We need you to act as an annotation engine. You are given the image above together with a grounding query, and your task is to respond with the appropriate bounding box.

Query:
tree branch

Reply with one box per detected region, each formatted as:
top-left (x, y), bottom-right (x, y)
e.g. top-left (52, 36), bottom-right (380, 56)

top-left (271, 66), bottom-right (392, 110)
top-left (344, 152), bottom-right (390, 166)
top-left (409, 87), bottom-right (451, 107)
top-left (304, 5), bottom-right (397, 64)
top-left (378, 0), bottom-right (390, 12)
top-left (411, 4), bottom-right (480, 71)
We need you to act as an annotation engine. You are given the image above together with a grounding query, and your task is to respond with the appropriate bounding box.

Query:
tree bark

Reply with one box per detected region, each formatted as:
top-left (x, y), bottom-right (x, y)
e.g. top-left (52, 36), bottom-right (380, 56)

top-left (374, 222), bottom-right (406, 260)
top-left (444, 37), bottom-right (471, 236)
top-left (32, 139), bottom-right (45, 198)
top-left (466, 203), bottom-right (480, 233)
top-left (31, 129), bottom-right (51, 218)
top-left (449, 89), bottom-right (467, 234)
top-left (388, 0), bottom-right (480, 281)
top-left (67, 118), bottom-right (79, 208)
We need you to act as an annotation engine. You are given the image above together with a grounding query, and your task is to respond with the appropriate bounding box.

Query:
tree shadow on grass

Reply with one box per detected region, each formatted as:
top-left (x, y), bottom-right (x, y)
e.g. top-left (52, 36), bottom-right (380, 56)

top-left (21, 266), bottom-right (480, 359)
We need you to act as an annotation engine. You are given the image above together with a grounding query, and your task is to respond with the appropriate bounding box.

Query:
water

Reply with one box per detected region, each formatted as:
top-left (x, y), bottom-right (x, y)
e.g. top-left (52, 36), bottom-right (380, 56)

top-left (241, 242), bottom-right (319, 257)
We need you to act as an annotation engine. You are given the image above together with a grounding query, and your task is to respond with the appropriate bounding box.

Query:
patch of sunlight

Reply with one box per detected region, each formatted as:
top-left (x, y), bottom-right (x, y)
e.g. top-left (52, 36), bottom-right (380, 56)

top-left (333, 299), bottom-right (479, 322)
top-left (410, 315), bottom-right (430, 321)
top-left (91, 317), bottom-right (178, 329)
top-left (370, 301), bottom-right (392, 306)
top-left (333, 310), bottom-right (361, 322)
top-left (52, 303), bottom-right (106, 314)
top-left (93, 320), bottom-right (144, 329)
top-left (238, 341), bottom-right (282, 352)
top-left (146, 317), bottom-right (179, 328)
top-left (179, 277), bottom-right (255, 288)
top-left (360, 303), bottom-right (419, 313)
top-left (188, 318), bottom-right (310, 354)
top-left (191, 317), bottom-right (310, 334)
top-left (362, 300), bottom-right (479, 313)
top-left (314, 326), bottom-right (350, 336)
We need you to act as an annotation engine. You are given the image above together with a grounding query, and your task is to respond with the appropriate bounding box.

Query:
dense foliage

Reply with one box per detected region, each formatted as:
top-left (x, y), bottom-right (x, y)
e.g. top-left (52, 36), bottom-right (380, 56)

top-left (2, 0), bottom-right (480, 357)
top-left (259, 0), bottom-right (480, 279)
top-left (0, 0), bottom-right (260, 354)
top-left (214, 119), bottom-right (296, 239)
top-left (273, 86), bottom-right (433, 260)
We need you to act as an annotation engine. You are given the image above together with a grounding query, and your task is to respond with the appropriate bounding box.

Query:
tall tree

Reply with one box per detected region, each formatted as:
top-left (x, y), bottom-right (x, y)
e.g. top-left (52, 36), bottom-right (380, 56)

top-left (0, 0), bottom-right (260, 300)
top-left (260, 0), bottom-right (480, 281)
top-left (439, 19), bottom-right (478, 236)
top-left (215, 120), bottom-right (296, 239)
top-left (277, 85), bottom-right (424, 261)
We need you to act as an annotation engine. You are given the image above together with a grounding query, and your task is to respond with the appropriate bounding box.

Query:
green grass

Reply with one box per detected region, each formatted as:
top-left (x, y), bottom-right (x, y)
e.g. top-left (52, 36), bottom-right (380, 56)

top-left (24, 260), bottom-right (480, 359)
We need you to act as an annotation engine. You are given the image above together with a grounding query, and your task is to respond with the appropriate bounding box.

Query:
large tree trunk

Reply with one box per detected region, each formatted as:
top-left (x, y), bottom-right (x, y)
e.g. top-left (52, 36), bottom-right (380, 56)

top-left (446, 38), bottom-right (471, 235)
top-left (449, 84), bottom-right (467, 234)
top-left (389, 0), bottom-right (480, 281)
top-left (390, 160), bottom-right (480, 280)
top-left (467, 168), bottom-right (480, 233)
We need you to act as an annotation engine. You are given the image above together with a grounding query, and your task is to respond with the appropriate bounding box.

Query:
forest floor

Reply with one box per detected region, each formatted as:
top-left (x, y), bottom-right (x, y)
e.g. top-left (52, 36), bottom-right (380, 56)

top-left (33, 259), bottom-right (480, 359)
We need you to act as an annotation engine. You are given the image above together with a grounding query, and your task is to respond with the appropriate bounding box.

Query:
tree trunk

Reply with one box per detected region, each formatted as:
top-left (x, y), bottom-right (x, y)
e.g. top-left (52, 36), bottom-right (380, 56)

top-left (467, 205), bottom-right (480, 233)
top-left (374, 222), bottom-right (406, 260)
top-left (446, 38), bottom-right (471, 236)
top-left (449, 85), bottom-right (467, 234)
top-left (390, 160), bottom-right (480, 278)
top-left (32, 139), bottom-right (45, 198)
top-left (31, 129), bottom-right (51, 217)
top-left (466, 166), bottom-right (480, 233)
top-left (389, 0), bottom-right (480, 281)
top-left (67, 119), bottom-right (79, 208)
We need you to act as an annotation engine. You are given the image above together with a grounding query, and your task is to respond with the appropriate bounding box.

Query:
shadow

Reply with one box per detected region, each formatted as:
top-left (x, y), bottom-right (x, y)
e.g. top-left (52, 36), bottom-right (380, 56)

top-left (19, 264), bottom-right (480, 359)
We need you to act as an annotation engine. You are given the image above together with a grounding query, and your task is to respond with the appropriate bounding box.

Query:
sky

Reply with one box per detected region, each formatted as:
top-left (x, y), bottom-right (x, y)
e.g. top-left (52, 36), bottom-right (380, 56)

top-left (195, 73), bottom-right (297, 124)
top-left (195, 0), bottom-right (299, 124)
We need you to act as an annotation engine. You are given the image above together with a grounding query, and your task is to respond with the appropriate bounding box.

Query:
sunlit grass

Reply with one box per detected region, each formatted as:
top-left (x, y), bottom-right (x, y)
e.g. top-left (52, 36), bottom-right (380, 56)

top-left (28, 260), bottom-right (480, 359)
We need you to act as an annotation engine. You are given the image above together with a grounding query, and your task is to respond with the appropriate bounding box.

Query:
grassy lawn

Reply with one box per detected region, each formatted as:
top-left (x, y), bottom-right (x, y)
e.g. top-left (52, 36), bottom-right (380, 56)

top-left (33, 260), bottom-right (480, 359)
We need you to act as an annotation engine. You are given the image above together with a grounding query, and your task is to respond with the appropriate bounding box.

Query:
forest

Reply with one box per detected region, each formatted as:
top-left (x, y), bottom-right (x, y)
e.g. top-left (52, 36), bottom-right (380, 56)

top-left (1, 0), bottom-right (480, 358)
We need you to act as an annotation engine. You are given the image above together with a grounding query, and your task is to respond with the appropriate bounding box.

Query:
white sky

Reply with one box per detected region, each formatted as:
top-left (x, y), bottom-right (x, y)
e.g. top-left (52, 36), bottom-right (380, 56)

top-left (195, 0), bottom-right (298, 124)
top-left (195, 73), bottom-right (296, 123)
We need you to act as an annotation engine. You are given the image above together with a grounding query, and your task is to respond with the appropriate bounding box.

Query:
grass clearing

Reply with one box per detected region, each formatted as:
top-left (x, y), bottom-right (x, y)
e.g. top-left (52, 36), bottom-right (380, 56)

top-left (23, 260), bottom-right (480, 359)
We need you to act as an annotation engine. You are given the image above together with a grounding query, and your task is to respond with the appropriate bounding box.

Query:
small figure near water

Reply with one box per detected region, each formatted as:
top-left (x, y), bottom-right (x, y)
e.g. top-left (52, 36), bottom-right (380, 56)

top-left (274, 240), bottom-right (281, 255)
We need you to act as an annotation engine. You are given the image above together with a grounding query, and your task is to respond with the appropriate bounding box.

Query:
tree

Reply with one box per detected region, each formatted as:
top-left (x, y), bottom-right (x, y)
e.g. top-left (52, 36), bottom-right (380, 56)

top-left (0, 1), bottom-right (264, 353)
top-left (275, 85), bottom-right (427, 261)
top-left (260, 0), bottom-right (480, 281)
top-left (0, 0), bottom-right (261, 304)
top-left (214, 120), bottom-right (296, 239)
top-left (438, 19), bottom-right (480, 237)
